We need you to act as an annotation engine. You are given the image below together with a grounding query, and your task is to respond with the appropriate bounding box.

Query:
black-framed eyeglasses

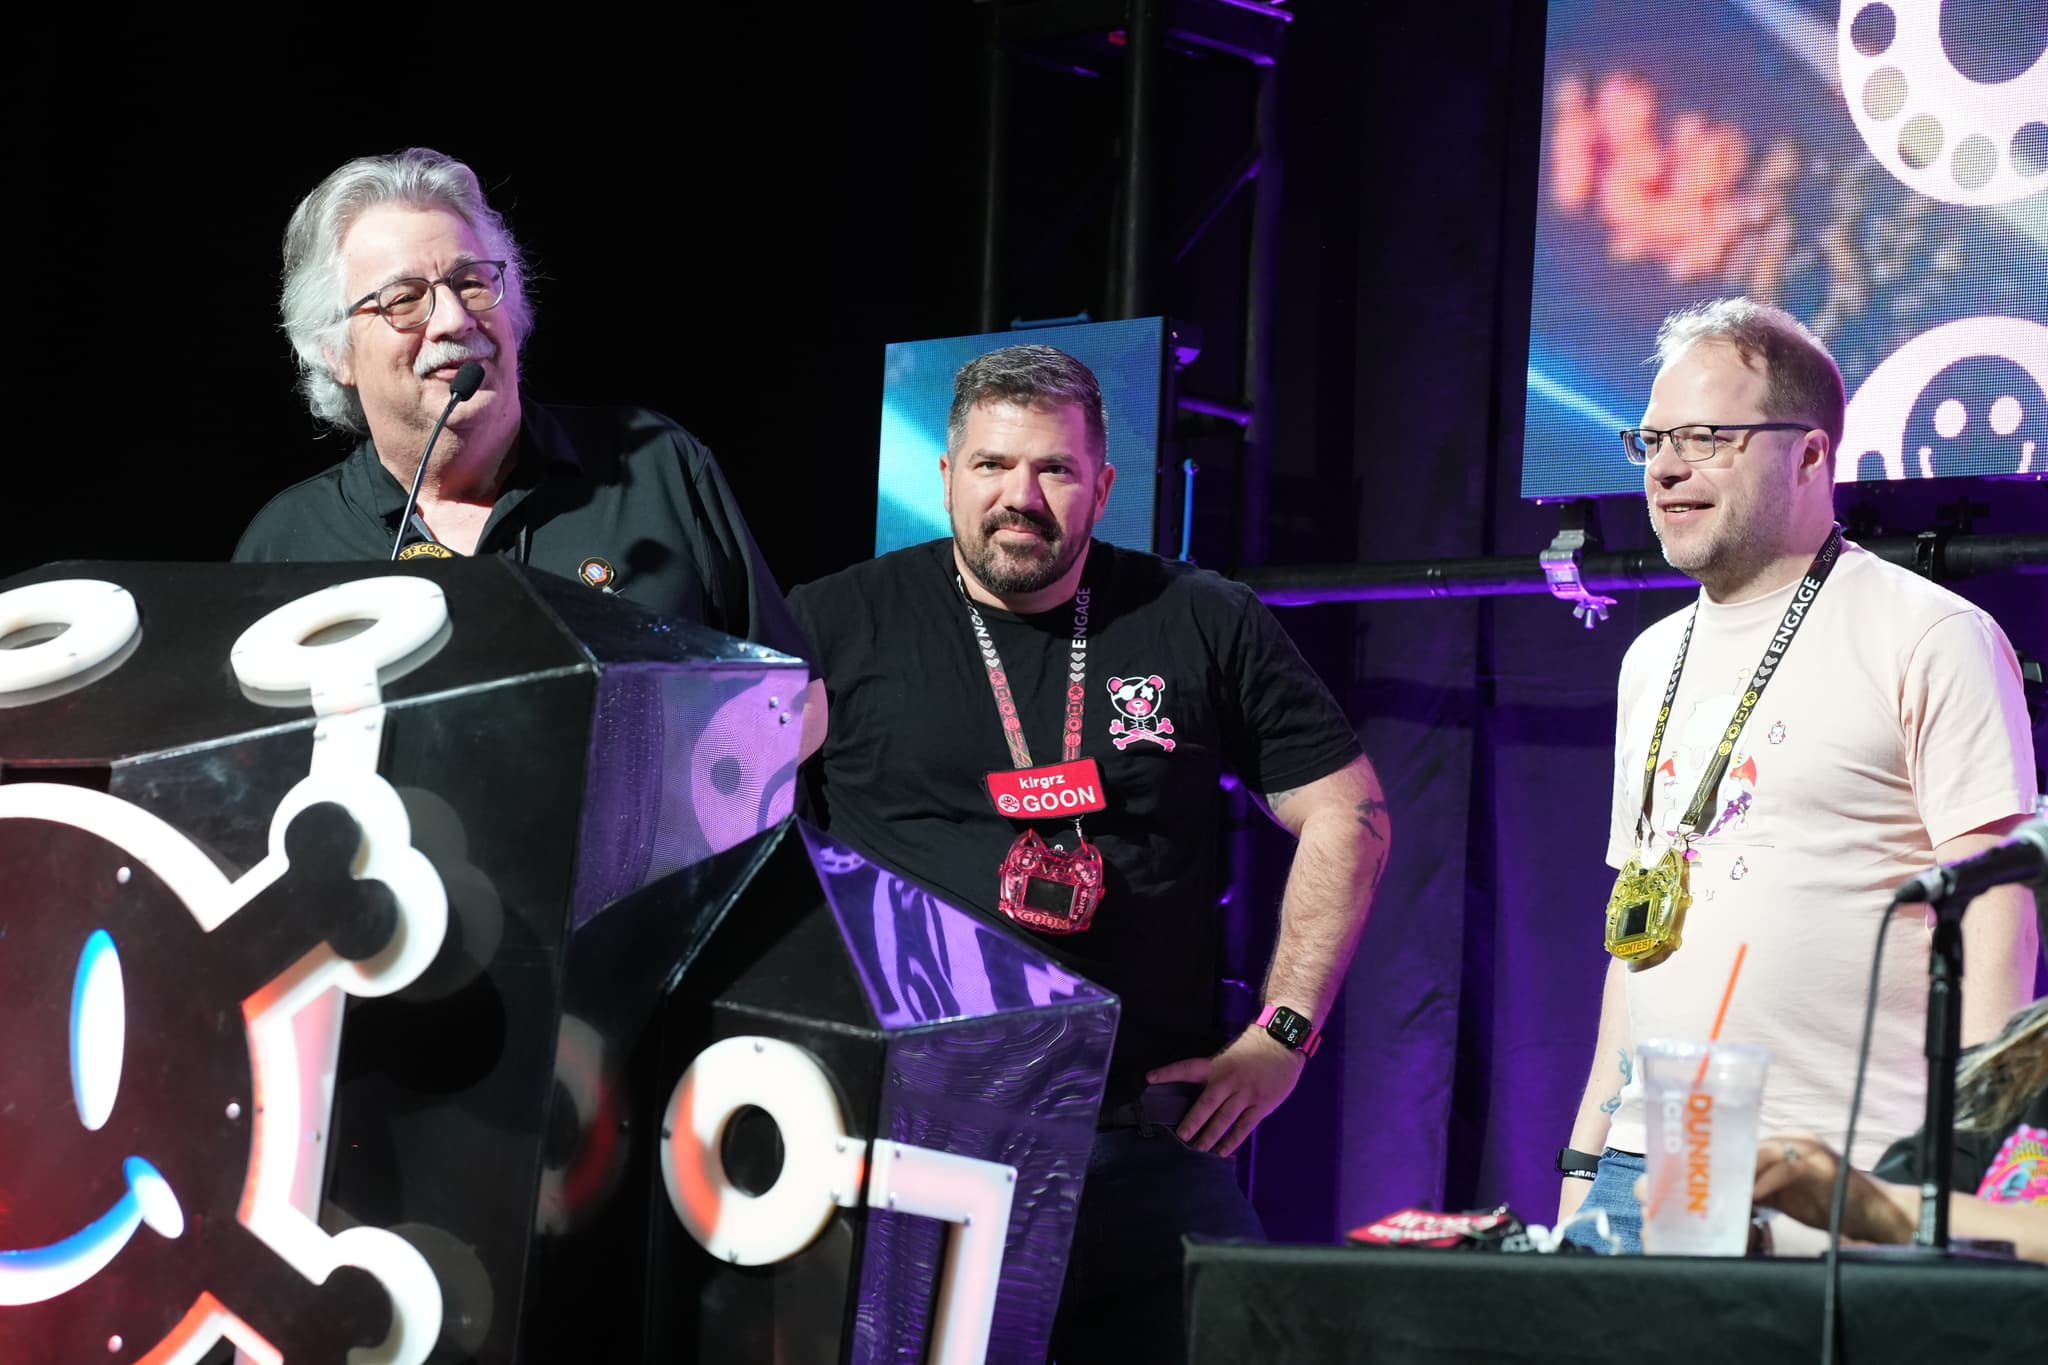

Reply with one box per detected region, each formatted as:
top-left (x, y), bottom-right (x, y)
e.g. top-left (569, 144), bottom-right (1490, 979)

top-left (1619, 422), bottom-right (1815, 465)
top-left (347, 260), bottom-right (508, 332)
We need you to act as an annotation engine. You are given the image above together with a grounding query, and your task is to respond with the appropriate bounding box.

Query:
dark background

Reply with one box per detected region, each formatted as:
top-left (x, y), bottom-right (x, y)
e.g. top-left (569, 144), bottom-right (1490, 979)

top-left (12, 2), bottom-right (2044, 1241)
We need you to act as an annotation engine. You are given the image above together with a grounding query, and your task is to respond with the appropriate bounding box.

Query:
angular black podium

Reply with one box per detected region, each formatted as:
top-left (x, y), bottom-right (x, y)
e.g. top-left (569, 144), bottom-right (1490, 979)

top-left (0, 558), bottom-right (1115, 1365)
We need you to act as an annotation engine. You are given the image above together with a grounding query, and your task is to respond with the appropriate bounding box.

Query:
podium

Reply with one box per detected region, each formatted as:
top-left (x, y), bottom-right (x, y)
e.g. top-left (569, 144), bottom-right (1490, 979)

top-left (0, 559), bottom-right (1115, 1364)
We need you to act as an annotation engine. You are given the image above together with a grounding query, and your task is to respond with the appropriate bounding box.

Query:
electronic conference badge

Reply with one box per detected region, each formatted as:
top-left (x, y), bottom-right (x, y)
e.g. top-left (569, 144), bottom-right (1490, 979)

top-left (997, 827), bottom-right (1105, 935)
top-left (985, 758), bottom-right (1108, 819)
top-left (988, 761), bottom-right (1108, 934)
top-left (1604, 844), bottom-right (1690, 967)
top-left (397, 541), bottom-right (454, 560)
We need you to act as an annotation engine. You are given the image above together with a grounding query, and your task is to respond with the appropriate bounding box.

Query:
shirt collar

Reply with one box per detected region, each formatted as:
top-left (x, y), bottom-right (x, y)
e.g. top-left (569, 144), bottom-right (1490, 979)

top-left (339, 400), bottom-right (579, 529)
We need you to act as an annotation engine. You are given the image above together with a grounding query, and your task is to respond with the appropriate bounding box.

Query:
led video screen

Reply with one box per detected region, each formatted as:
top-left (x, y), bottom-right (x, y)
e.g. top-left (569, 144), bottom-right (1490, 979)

top-left (876, 317), bottom-right (1164, 556)
top-left (1522, 0), bottom-right (2047, 499)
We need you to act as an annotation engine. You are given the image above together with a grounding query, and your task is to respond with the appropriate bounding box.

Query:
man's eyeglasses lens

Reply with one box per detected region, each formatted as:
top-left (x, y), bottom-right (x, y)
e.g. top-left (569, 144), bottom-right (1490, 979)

top-left (364, 262), bottom-right (507, 330)
top-left (1621, 426), bottom-right (1722, 465)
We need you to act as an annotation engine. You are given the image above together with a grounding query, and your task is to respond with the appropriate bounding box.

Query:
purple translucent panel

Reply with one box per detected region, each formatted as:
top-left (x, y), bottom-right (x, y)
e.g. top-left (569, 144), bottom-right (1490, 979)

top-left (793, 825), bottom-right (1115, 1362)
top-left (851, 1011), bottom-right (1114, 1365)
top-left (800, 825), bottom-right (1114, 1029)
top-left (571, 662), bottom-right (806, 925)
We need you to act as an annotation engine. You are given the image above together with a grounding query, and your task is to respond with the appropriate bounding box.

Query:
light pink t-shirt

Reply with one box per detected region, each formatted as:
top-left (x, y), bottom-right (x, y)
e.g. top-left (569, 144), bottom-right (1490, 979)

top-left (1602, 543), bottom-right (2035, 1166)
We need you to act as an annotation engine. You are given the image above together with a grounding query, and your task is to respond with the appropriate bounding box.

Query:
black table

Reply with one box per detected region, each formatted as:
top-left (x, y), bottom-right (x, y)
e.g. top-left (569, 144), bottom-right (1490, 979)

top-left (1185, 1241), bottom-right (2048, 1364)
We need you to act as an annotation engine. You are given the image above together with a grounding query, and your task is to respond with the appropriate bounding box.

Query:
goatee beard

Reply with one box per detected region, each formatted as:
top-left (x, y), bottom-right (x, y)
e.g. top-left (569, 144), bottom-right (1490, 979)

top-left (963, 514), bottom-right (1076, 597)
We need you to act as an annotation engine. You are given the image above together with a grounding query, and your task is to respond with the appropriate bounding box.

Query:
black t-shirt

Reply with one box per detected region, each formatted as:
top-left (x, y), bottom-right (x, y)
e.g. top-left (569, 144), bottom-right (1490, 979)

top-left (790, 538), bottom-right (1361, 1103)
top-left (232, 399), bottom-right (811, 658)
top-left (1875, 1079), bottom-right (2048, 1201)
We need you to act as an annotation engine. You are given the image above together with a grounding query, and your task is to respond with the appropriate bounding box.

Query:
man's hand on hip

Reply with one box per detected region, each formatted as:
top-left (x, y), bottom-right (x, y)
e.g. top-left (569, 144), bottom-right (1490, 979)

top-left (1146, 1028), bottom-right (1306, 1158)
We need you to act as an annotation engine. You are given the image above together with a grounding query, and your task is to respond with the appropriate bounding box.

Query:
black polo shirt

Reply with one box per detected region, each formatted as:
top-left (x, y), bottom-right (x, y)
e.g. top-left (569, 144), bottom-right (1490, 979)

top-left (233, 399), bottom-right (810, 658)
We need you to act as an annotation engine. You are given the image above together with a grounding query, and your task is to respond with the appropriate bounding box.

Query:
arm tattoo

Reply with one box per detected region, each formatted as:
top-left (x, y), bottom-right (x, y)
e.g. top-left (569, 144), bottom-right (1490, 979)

top-left (1262, 785), bottom-right (1301, 813)
top-left (1354, 796), bottom-right (1389, 840)
top-left (1598, 1048), bottom-right (1633, 1115)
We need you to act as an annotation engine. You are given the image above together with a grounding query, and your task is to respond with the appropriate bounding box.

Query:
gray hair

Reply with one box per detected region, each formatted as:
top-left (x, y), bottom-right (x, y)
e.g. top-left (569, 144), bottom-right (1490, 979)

top-left (947, 344), bottom-right (1109, 461)
top-left (281, 148), bottom-right (534, 432)
top-left (1653, 297), bottom-right (1846, 466)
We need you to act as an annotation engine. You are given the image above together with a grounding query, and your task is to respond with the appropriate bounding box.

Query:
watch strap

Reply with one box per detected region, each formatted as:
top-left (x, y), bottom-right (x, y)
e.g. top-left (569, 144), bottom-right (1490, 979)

top-left (1555, 1146), bottom-right (1602, 1180)
top-left (1256, 1003), bottom-right (1322, 1057)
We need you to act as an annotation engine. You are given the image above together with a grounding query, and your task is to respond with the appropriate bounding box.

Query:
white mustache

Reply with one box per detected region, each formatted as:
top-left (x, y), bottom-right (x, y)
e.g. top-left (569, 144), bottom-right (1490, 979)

top-left (415, 339), bottom-right (496, 379)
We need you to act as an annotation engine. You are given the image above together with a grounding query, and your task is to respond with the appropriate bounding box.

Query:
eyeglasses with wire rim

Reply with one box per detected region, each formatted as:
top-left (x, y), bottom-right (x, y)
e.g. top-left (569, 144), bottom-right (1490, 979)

top-left (347, 260), bottom-right (509, 332)
top-left (1619, 422), bottom-right (1817, 465)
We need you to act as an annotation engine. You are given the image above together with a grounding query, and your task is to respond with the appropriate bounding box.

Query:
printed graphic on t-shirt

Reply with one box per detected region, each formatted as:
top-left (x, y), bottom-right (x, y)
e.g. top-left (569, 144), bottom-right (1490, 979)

top-left (1976, 1123), bottom-right (2048, 1205)
top-left (1653, 692), bottom-right (1761, 839)
top-left (1107, 675), bottom-right (1176, 751)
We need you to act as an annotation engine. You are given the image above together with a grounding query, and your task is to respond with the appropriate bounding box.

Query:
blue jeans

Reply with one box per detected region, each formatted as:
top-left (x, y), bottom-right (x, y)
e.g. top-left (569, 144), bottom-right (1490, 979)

top-left (1050, 1108), bottom-right (1265, 1365)
top-left (1562, 1147), bottom-right (1644, 1254)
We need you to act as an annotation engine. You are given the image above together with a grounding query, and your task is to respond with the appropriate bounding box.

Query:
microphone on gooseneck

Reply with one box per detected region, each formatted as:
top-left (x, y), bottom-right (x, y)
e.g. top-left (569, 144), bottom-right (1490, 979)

top-left (390, 360), bottom-right (487, 562)
top-left (1892, 817), bottom-right (2048, 908)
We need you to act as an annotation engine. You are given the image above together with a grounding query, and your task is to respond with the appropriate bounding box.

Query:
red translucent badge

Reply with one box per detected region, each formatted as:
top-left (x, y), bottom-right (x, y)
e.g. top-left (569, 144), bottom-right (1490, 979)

top-left (985, 759), bottom-right (1108, 819)
top-left (997, 828), bottom-right (1104, 934)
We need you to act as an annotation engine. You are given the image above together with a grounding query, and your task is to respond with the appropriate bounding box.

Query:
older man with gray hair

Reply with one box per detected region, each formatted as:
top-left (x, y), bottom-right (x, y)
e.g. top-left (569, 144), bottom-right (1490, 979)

top-left (236, 147), bottom-right (822, 750)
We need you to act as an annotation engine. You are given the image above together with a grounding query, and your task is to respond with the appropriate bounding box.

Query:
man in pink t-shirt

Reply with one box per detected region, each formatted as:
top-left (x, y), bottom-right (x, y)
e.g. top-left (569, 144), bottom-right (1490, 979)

top-left (1553, 297), bottom-right (2040, 1253)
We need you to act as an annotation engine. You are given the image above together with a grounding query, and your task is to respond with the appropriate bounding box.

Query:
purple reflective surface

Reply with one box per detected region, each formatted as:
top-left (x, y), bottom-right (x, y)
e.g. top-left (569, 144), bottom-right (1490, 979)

top-left (571, 662), bottom-right (805, 925)
top-left (799, 825), bottom-right (1112, 1028)
top-left (854, 1013), bottom-right (1113, 1365)
top-left (796, 826), bottom-right (1115, 1365)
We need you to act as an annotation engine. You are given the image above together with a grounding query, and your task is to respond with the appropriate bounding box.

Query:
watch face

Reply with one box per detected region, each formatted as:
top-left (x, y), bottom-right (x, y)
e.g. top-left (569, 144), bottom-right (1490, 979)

top-left (1266, 1006), bottom-right (1310, 1049)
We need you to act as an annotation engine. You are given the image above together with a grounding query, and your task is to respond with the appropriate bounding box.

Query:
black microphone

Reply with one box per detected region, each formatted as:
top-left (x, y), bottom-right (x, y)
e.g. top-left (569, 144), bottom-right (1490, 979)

top-left (390, 359), bottom-right (488, 562)
top-left (1892, 817), bottom-right (2048, 906)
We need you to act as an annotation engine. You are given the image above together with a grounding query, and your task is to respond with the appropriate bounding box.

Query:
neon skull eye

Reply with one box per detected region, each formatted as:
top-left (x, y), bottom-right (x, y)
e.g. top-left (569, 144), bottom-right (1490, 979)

top-left (69, 929), bottom-right (125, 1131)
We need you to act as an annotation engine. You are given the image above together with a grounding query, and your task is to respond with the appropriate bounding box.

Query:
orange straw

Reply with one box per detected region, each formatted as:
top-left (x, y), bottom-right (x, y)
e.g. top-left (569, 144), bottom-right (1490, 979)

top-left (1696, 941), bottom-right (1750, 1081)
top-left (1644, 943), bottom-right (1750, 1223)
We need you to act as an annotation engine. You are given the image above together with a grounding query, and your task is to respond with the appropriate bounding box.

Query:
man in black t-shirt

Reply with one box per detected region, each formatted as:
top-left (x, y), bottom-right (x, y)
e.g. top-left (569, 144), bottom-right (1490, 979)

top-left (791, 344), bottom-right (1388, 1364)
top-left (233, 147), bottom-right (821, 747)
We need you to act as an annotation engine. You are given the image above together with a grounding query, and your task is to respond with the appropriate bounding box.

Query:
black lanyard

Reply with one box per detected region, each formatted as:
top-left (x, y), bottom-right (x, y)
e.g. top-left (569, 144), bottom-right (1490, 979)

top-left (957, 576), bottom-right (1091, 770)
top-left (1636, 525), bottom-right (1845, 838)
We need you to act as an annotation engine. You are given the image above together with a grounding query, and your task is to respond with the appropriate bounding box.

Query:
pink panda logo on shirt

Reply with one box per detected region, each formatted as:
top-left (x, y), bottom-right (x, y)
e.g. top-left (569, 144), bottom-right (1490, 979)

top-left (1107, 675), bottom-right (1176, 751)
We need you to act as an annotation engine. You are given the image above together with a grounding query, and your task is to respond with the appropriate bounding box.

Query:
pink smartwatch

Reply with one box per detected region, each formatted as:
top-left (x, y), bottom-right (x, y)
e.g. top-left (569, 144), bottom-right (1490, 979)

top-left (1256, 1004), bottom-right (1321, 1057)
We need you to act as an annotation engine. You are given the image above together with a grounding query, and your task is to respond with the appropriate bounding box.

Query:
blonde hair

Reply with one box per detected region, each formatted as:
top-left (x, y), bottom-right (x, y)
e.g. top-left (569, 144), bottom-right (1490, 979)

top-left (1956, 997), bottom-right (2048, 1133)
top-left (1653, 297), bottom-right (1845, 470)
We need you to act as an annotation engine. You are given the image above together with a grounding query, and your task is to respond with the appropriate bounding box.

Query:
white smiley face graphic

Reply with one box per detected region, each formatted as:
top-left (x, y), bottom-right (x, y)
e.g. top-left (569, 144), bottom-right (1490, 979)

top-left (1839, 316), bottom-right (2048, 482)
top-left (0, 929), bottom-right (185, 1306)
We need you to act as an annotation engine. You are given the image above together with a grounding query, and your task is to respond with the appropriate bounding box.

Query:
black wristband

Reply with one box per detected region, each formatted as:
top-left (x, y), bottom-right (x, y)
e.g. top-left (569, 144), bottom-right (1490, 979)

top-left (1555, 1146), bottom-right (1602, 1179)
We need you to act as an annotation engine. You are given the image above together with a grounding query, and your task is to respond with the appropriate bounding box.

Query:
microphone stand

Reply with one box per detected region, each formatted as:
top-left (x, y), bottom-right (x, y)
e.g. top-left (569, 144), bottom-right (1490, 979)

top-left (391, 362), bottom-right (484, 561)
top-left (1913, 896), bottom-right (1964, 1249)
top-left (1891, 889), bottom-right (2015, 1261)
top-left (1838, 889), bottom-right (2012, 1265)
top-left (393, 403), bottom-right (456, 561)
